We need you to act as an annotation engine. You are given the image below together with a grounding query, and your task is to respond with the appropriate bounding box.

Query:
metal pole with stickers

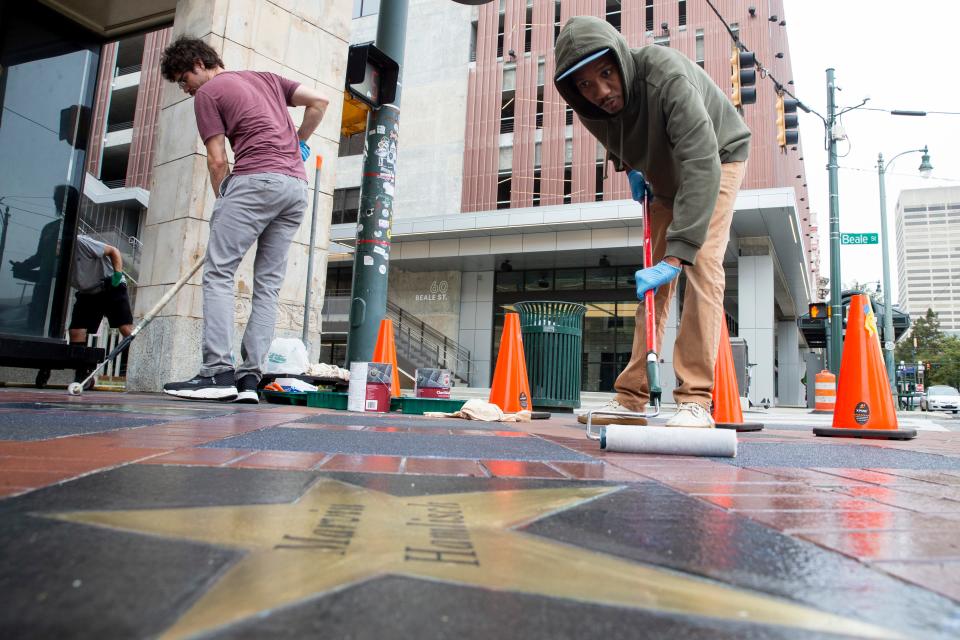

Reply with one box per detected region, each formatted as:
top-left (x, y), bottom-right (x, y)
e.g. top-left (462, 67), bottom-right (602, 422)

top-left (344, 3), bottom-right (406, 366)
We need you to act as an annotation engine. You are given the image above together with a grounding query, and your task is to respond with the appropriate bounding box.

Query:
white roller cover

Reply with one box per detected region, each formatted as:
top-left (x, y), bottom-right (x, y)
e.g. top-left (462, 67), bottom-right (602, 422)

top-left (603, 425), bottom-right (737, 458)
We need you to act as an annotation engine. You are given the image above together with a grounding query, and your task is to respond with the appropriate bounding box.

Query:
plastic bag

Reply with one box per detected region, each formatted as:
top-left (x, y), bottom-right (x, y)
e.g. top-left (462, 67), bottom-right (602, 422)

top-left (263, 338), bottom-right (309, 375)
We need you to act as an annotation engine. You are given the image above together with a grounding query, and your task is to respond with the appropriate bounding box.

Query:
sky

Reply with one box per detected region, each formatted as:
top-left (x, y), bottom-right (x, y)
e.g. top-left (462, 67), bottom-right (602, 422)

top-left (781, 0), bottom-right (960, 304)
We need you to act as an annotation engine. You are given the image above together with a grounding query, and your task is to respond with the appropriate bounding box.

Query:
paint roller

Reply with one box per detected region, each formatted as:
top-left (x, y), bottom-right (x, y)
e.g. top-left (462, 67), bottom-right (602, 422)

top-left (602, 424), bottom-right (737, 457)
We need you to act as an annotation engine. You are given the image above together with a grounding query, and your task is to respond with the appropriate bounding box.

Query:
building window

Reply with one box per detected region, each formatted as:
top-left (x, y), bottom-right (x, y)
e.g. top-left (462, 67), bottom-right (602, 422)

top-left (532, 169), bottom-right (541, 207)
top-left (332, 188), bottom-right (360, 225)
top-left (469, 21), bottom-right (478, 62)
top-left (678, 0), bottom-right (687, 27)
top-left (645, 0), bottom-right (654, 32)
top-left (338, 132), bottom-right (364, 157)
top-left (595, 162), bottom-right (604, 201)
top-left (535, 87), bottom-right (544, 129)
top-left (325, 266), bottom-right (353, 296)
top-left (554, 1), bottom-right (562, 43)
top-left (500, 92), bottom-right (515, 134)
top-left (497, 171), bottom-right (511, 209)
top-left (524, 6), bottom-right (533, 53)
top-left (353, 0), bottom-right (379, 18)
top-left (563, 165), bottom-right (572, 204)
top-left (605, 0), bottom-right (621, 32)
top-left (696, 29), bottom-right (705, 68)
top-left (497, 11), bottom-right (505, 58)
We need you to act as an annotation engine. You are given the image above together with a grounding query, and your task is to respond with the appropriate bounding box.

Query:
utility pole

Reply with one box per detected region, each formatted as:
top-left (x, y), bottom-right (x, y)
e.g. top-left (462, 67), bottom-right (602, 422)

top-left (825, 68), bottom-right (843, 375)
top-left (345, 0), bottom-right (409, 366)
top-left (0, 203), bottom-right (9, 268)
top-left (877, 152), bottom-right (894, 391)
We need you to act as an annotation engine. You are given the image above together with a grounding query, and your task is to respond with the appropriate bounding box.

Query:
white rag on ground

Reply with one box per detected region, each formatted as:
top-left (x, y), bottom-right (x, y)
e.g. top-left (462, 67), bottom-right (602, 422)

top-left (424, 398), bottom-right (532, 422)
top-left (305, 363), bottom-right (350, 381)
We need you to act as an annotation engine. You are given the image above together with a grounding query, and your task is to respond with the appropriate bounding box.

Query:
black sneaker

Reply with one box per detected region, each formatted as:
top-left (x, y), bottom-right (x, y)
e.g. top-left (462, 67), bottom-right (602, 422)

top-left (163, 371), bottom-right (237, 401)
top-left (234, 374), bottom-right (260, 404)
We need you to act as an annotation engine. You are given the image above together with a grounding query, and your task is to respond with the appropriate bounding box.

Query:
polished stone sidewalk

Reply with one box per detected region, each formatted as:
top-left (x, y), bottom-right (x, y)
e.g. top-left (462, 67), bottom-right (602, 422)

top-left (2, 388), bottom-right (960, 639)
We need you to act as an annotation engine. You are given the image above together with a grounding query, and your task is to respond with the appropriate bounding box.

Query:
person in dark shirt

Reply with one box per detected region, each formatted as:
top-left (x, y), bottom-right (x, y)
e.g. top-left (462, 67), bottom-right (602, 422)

top-left (68, 235), bottom-right (134, 388)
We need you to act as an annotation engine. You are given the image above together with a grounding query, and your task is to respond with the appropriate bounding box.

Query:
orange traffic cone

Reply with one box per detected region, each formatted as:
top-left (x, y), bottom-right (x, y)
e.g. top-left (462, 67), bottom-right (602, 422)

top-left (372, 318), bottom-right (401, 398)
top-left (488, 312), bottom-right (532, 413)
top-left (814, 293), bottom-right (916, 439)
top-left (712, 321), bottom-right (763, 432)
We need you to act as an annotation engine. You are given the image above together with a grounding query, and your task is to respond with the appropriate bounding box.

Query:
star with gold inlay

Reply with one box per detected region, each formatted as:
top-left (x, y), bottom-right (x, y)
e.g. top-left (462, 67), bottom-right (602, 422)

top-left (49, 479), bottom-right (901, 639)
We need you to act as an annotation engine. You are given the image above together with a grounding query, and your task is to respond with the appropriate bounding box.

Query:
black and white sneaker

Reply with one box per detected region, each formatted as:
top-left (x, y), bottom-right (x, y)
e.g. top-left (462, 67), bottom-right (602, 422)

top-left (234, 374), bottom-right (260, 404)
top-left (163, 371), bottom-right (237, 401)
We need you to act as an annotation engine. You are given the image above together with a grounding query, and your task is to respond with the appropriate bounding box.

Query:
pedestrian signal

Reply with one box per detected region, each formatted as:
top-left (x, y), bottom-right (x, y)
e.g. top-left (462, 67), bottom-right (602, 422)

top-left (809, 302), bottom-right (828, 319)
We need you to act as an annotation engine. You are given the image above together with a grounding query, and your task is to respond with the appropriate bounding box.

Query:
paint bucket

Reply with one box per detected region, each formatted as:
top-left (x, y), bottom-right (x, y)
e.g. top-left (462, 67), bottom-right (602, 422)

top-left (415, 368), bottom-right (452, 399)
top-left (348, 362), bottom-right (393, 412)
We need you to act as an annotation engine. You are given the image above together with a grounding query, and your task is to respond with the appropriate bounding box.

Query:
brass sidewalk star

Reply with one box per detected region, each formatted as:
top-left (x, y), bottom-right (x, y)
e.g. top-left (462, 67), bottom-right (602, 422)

top-left (49, 479), bottom-right (901, 639)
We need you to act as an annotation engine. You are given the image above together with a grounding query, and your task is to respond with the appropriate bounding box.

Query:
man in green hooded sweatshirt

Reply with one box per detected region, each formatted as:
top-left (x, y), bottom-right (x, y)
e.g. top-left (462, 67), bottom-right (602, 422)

top-left (555, 16), bottom-right (751, 428)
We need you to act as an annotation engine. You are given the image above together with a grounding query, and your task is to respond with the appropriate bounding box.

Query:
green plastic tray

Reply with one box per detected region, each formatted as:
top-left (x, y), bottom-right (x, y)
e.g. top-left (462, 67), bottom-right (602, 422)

top-left (261, 390), bottom-right (309, 406)
top-left (306, 391), bottom-right (349, 410)
top-left (400, 397), bottom-right (466, 415)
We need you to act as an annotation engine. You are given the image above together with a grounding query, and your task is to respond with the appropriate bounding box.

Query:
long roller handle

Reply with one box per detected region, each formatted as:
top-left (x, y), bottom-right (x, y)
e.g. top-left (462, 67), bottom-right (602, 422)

top-left (642, 192), bottom-right (661, 406)
top-left (129, 255), bottom-right (205, 338)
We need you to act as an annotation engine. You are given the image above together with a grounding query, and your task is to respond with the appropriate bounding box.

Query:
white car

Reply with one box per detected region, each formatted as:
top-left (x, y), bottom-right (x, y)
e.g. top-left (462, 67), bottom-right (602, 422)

top-left (921, 385), bottom-right (960, 413)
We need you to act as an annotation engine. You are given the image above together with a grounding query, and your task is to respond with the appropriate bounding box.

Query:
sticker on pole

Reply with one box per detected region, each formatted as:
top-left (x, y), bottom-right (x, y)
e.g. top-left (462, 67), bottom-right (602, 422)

top-left (854, 401), bottom-right (870, 425)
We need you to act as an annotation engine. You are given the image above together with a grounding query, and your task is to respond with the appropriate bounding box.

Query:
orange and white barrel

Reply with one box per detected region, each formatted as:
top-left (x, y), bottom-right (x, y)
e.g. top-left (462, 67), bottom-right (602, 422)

top-left (814, 370), bottom-right (837, 413)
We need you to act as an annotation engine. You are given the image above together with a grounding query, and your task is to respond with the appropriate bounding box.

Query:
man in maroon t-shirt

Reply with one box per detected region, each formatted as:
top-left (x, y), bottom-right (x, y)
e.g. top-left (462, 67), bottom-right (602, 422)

top-left (159, 36), bottom-right (329, 403)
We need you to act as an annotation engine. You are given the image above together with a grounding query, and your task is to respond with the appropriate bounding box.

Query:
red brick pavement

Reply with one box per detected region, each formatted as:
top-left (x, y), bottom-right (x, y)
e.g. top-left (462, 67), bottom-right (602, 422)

top-left (2, 389), bottom-right (960, 602)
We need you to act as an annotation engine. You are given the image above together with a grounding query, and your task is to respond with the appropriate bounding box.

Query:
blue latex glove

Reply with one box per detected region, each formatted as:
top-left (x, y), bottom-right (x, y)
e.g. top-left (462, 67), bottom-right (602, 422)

top-left (627, 170), bottom-right (651, 203)
top-left (635, 260), bottom-right (681, 297)
top-left (299, 140), bottom-right (310, 161)
top-left (111, 271), bottom-right (127, 288)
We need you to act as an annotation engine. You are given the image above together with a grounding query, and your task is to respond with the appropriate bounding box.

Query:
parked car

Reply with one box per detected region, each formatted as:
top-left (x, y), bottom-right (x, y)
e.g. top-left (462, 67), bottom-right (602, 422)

top-left (921, 385), bottom-right (960, 413)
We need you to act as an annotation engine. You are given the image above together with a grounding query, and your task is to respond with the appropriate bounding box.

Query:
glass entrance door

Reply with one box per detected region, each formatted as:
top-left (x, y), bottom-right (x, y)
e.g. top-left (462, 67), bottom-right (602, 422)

top-left (0, 1), bottom-right (98, 337)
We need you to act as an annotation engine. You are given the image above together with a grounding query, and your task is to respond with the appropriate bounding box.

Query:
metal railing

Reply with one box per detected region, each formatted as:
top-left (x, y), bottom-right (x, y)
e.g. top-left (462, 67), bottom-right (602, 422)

top-left (319, 293), bottom-right (473, 385)
top-left (116, 64), bottom-right (142, 76)
top-left (107, 121), bottom-right (134, 133)
top-left (387, 299), bottom-right (472, 385)
top-left (76, 219), bottom-right (142, 281)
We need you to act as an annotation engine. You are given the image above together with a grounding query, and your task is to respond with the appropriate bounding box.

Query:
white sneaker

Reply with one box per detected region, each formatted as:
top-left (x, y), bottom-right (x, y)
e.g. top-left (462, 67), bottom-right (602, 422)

top-left (577, 398), bottom-right (647, 426)
top-left (666, 402), bottom-right (715, 428)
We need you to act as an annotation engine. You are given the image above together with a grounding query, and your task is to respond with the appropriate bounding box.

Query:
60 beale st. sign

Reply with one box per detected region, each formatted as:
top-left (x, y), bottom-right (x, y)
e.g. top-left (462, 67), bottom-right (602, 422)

top-left (840, 233), bottom-right (879, 245)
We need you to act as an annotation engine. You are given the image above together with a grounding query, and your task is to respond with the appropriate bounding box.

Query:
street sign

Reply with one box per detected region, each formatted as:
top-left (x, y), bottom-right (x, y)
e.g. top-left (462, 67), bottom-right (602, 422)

top-left (840, 233), bottom-right (879, 245)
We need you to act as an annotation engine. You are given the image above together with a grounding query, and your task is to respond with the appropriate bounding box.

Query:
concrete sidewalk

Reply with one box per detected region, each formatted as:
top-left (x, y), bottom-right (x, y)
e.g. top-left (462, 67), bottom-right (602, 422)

top-left (2, 387), bottom-right (960, 639)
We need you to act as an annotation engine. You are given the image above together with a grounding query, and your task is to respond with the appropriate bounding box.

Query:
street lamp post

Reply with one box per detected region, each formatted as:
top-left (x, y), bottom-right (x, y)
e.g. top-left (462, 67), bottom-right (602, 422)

top-left (876, 145), bottom-right (933, 393)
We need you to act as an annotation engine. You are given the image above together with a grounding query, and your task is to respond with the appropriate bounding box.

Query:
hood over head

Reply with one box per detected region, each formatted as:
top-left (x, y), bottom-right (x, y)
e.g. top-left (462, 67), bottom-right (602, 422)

top-left (553, 16), bottom-right (636, 120)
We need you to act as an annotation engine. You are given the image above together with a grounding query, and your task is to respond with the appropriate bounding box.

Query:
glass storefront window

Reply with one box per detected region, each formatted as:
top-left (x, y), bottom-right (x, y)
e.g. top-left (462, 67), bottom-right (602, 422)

top-left (0, 2), bottom-right (99, 337)
top-left (495, 271), bottom-right (522, 293)
top-left (617, 266), bottom-right (642, 289)
top-left (585, 267), bottom-right (616, 289)
top-left (554, 268), bottom-right (584, 291)
top-left (581, 301), bottom-right (637, 392)
top-left (524, 270), bottom-right (552, 291)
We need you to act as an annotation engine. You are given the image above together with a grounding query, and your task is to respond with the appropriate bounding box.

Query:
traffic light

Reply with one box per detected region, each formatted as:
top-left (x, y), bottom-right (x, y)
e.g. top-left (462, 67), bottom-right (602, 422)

top-left (729, 46), bottom-right (756, 107)
top-left (776, 92), bottom-right (799, 149)
top-left (809, 302), bottom-right (828, 320)
top-left (345, 42), bottom-right (399, 109)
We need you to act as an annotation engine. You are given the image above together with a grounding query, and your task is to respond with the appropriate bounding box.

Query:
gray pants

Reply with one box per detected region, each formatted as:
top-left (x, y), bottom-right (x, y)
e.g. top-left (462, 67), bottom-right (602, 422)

top-left (200, 172), bottom-right (307, 381)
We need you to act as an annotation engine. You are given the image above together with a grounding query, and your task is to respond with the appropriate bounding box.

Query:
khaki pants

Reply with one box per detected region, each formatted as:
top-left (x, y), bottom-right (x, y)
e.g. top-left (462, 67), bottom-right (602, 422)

top-left (614, 161), bottom-right (746, 411)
